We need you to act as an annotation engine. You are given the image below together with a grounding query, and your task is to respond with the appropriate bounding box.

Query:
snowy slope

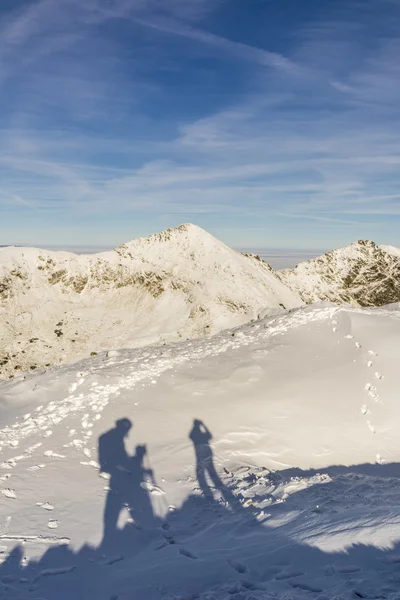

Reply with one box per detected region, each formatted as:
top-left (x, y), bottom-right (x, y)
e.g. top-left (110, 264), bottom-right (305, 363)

top-left (279, 239), bottom-right (400, 307)
top-left (381, 244), bottom-right (400, 258)
top-left (0, 224), bottom-right (301, 380)
top-left (1, 303), bottom-right (400, 599)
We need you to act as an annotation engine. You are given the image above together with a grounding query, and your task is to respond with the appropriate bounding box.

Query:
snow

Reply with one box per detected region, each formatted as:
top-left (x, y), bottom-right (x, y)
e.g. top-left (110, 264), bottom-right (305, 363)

top-left (0, 223), bottom-right (301, 380)
top-left (1, 302), bottom-right (400, 599)
top-left (381, 244), bottom-right (400, 258)
top-left (279, 240), bottom-right (400, 307)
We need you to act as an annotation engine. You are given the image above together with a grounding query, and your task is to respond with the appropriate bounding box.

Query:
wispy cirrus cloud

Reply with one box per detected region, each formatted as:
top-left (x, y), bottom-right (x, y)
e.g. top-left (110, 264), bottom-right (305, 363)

top-left (1, 0), bottom-right (400, 248)
top-left (128, 16), bottom-right (298, 74)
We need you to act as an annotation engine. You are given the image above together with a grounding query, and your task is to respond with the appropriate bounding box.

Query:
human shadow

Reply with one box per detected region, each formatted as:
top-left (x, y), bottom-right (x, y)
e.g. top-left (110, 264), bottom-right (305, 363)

top-left (4, 421), bottom-right (400, 599)
top-left (128, 444), bottom-right (158, 528)
top-left (98, 418), bottom-right (160, 549)
top-left (189, 418), bottom-right (238, 507)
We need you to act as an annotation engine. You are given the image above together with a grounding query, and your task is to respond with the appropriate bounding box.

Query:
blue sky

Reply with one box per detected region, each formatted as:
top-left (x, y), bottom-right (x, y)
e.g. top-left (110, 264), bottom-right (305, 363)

top-left (1, 0), bottom-right (400, 249)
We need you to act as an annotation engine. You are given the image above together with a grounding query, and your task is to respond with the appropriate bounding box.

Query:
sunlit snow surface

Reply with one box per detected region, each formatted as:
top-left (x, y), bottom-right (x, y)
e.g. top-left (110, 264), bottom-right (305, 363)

top-left (1, 303), bottom-right (400, 599)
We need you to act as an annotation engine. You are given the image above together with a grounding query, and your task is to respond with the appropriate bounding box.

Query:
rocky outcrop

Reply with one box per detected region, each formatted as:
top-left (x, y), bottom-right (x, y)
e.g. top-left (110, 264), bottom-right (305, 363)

top-left (278, 240), bottom-right (400, 307)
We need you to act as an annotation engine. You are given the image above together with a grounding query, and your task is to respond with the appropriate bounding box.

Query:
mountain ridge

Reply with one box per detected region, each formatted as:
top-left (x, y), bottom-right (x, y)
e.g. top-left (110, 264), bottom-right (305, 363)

top-left (2, 225), bottom-right (400, 380)
top-left (278, 239), bottom-right (400, 307)
top-left (0, 224), bottom-right (301, 380)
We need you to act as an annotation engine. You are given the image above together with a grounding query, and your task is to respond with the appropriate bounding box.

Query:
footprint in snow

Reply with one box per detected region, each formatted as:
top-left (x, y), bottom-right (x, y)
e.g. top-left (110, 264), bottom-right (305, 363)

top-left (375, 372), bottom-right (383, 380)
top-left (0, 461), bottom-right (14, 470)
top-left (290, 582), bottom-right (322, 593)
top-left (365, 383), bottom-right (379, 401)
top-left (163, 535), bottom-right (176, 545)
top-left (101, 555), bottom-right (124, 566)
top-left (275, 569), bottom-right (304, 580)
top-left (37, 502), bottom-right (54, 511)
top-left (1, 488), bottom-right (16, 499)
top-left (227, 559), bottom-right (247, 573)
top-left (80, 460), bottom-right (100, 469)
top-left (43, 451), bottom-right (65, 459)
top-left (27, 464), bottom-right (46, 471)
top-left (47, 520), bottom-right (58, 529)
top-left (331, 564), bottom-right (361, 574)
top-left (72, 439), bottom-right (84, 448)
top-left (179, 548), bottom-right (198, 560)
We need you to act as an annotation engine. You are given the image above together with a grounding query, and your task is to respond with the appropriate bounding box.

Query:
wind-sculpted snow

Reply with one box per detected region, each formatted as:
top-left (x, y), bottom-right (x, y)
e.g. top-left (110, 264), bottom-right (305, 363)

top-left (0, 224), bottom-right (301, 379)
top-left (1, 304), bottom-right (400, 599)
top-left (279, 239), bottom-right (400, 307)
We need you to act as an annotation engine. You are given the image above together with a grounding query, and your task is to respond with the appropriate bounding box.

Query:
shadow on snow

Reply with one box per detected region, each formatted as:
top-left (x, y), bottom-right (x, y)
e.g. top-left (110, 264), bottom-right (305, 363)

top-left (1, 419), bottom-right (400, 599)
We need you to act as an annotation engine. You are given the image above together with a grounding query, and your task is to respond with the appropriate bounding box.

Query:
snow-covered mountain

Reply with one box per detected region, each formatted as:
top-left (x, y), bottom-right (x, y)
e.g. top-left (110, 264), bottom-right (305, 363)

top-left (381, 244), bottom-right (400, 258)
top-left (1, 303), bottom-right (400, 599)
top-left (279, 239), bottom-right (400, 307)
top-left (0, 224), bottom-right (301, 380)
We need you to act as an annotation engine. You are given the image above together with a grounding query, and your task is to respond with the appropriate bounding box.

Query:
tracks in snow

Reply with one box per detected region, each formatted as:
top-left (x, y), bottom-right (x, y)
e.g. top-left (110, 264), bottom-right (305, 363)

top-left (0, 306), bottom-right (337, 452)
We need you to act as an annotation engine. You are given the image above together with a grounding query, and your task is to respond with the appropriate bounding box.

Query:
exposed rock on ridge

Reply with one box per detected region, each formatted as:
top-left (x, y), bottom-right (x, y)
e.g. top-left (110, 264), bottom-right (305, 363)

top-left (278, 240), bottom-right (400, 307)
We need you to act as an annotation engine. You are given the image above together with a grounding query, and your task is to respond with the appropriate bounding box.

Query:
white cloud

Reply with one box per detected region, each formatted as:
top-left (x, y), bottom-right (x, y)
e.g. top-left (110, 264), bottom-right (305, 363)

top-left (129, 15), bottom-right (298, 74)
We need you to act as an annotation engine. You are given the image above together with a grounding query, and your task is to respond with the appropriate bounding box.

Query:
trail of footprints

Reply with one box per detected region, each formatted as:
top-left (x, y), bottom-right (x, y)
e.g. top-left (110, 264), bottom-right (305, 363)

top-left (332, 316), bottom-right (385, 450)
top-left (360, 347), bottom-right (384, 443)
top-left (0, 369), bottom-right (104, 573)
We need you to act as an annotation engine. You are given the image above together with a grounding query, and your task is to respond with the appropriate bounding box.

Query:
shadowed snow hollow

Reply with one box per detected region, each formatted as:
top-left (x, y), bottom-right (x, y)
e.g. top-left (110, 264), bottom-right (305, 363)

top-left (0, 224), bottom-right (301, 379)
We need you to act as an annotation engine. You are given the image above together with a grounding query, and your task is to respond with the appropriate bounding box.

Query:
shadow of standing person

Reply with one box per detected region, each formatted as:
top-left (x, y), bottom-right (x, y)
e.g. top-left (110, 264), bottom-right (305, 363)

top-left (128, 444), bottom-right (159, 529)
top-left (189, 419), bottom-right (234, 504)
top-left (98, 418), bottom-right (133, 543)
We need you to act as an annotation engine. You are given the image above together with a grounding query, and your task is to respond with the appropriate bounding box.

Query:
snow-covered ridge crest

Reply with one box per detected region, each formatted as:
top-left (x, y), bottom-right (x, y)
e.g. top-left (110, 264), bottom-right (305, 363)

top-left (279, 239), bottom-right (400, 307)
top-left (0, 223), bottom-right (301, 379)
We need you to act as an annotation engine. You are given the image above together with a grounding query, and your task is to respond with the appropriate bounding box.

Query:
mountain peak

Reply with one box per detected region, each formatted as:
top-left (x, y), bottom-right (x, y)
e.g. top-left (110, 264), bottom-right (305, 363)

top-left (0, 224), bottom-right (301, 379)
top-left (279, 239), bottom-right (400, 307)
top-left (117, 223), bottom-right (220, 254)
top-left (354, 239), bottom-right (377, 248)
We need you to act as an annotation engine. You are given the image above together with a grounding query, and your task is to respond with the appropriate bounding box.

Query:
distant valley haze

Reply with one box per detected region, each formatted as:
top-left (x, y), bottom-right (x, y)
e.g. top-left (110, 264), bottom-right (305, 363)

top-left (0, 242), bottom-right (328, 269)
